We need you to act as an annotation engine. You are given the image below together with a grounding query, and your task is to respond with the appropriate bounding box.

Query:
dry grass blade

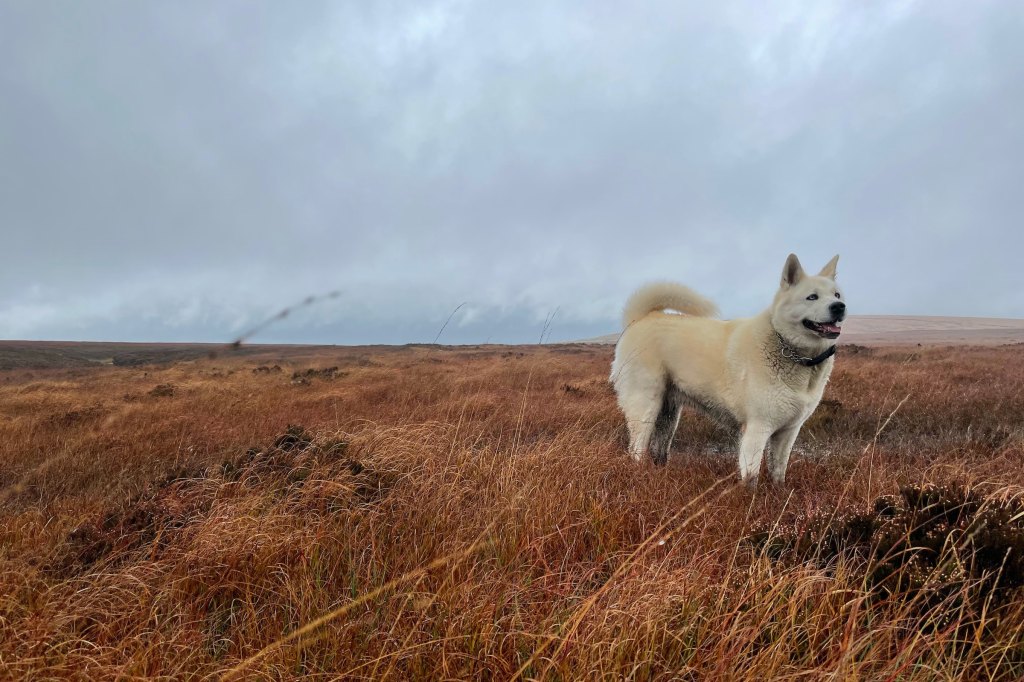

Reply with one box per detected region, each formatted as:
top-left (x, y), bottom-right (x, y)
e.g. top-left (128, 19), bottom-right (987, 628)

top-left (432, 302), bottom-right (468, 344)
top-left (229, 290), bottom-right (342, 349)
top-left (220, 523), bottom-right (495, 680)
top-left (512, 474), bottom-right (737, 681)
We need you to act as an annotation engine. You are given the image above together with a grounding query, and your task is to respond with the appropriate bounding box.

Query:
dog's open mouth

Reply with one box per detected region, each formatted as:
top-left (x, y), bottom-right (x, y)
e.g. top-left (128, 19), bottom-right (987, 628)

top-left (803, 319), bottom-right (842, 339)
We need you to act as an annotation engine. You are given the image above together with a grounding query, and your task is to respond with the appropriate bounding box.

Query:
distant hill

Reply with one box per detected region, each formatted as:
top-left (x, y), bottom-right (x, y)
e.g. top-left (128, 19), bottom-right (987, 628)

top-left (0, 341), bottom-right (233, 370)
top-left (578, 315), bottom-right (1024, 346)
top-left (3, 317), bottom-right (1022, 371)
top-left (0, 340), bottom-right (502, 370)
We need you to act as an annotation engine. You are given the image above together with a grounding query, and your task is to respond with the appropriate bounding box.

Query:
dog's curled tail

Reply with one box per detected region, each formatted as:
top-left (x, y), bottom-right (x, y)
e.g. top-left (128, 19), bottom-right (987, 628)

top-left (621, 282), bottom-right (719, 328)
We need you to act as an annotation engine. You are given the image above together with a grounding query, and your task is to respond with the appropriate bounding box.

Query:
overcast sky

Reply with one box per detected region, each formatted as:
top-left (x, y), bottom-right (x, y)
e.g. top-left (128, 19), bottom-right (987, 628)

top-left (2, 1), bottom-right (1022, 344)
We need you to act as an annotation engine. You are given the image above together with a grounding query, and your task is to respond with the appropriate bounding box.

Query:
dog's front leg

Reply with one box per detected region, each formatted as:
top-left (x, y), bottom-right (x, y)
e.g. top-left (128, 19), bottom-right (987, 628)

top-left (737, 422), bottom-right (772, 487)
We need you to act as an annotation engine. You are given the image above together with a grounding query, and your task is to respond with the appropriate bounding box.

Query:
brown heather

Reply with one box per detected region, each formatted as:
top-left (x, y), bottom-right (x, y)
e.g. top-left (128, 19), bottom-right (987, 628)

top-left (1, 342), bottom-right (1023, 680)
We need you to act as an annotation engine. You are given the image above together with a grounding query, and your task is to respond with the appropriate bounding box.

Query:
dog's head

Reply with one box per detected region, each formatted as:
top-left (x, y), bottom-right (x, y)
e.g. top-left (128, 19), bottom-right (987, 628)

top-left (771, 253), bottom-right (846, 345)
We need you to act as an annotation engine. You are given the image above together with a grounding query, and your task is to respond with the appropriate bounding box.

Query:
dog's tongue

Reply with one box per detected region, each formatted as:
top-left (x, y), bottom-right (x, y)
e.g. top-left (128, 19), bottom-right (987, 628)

top-left (821, 323), bottom-right (841, 335)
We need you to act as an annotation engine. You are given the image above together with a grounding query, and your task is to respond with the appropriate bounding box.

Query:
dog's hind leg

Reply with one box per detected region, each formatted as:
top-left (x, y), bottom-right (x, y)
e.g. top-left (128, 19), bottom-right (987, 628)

top-left (649, 384), bottom-right (683, 466)
top-left (768, 424), bottom-right (801, 484)
top-left (616, 371), bottom-right (666, 462)
top-left (625, 399), bottom-right (661, 462)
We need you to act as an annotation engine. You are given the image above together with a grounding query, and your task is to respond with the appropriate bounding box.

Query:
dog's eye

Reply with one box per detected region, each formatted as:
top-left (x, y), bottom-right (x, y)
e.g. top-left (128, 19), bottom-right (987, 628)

top-left (835, 292), bottom-right (841, 299)
top-left (806, 293), bottom-right (818, 301)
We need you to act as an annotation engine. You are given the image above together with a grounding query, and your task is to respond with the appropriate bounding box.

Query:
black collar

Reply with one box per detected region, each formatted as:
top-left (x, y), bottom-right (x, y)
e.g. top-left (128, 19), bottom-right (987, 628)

top-left (776, 332), bottom-right (837, 367)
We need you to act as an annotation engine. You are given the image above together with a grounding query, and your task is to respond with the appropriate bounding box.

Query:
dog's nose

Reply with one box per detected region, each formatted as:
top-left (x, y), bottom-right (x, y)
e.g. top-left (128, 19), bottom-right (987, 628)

top-left (830, 301), bottom-right (846, 318)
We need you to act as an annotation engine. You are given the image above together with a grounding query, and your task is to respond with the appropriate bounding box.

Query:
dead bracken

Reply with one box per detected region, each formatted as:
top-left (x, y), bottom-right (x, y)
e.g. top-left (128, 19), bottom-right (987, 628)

top-left (53, 426), bottom-right (390, 577)
top-left (46, 405), bottom-right (107, 426)
top-left (291, 366), bottom-right (345, 384)
top-left (751, 483), bottom-right (1024, 617)
top-left (148, 383), bottom-right (175, 398)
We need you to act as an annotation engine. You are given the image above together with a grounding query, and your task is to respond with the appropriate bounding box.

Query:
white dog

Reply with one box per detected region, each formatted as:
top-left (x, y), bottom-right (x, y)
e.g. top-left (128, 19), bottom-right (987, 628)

top-left (610, 254), bottom-right (845, 485)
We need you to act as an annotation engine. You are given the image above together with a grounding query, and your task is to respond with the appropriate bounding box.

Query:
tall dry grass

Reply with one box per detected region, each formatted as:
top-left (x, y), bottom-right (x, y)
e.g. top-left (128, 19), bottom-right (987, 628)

top-left (1, 343), bottom-right (1022, 679)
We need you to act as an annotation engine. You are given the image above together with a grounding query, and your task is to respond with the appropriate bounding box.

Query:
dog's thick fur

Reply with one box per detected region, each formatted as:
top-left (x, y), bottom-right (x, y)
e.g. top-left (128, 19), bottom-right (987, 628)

top-left (610, 254), bottom-right (846, 485)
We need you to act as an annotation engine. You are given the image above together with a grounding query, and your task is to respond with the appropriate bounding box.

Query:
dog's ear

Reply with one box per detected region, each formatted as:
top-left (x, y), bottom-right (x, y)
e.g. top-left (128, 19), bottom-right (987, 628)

top-left (781, 253), bottom-right (805, 287)
top-left (818, 254), bottom-right (839, 280)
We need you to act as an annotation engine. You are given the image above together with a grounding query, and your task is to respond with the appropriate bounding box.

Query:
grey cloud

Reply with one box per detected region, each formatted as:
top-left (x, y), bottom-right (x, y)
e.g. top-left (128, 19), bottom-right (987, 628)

top-left (1, 1), bottom-right (1022, 344)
